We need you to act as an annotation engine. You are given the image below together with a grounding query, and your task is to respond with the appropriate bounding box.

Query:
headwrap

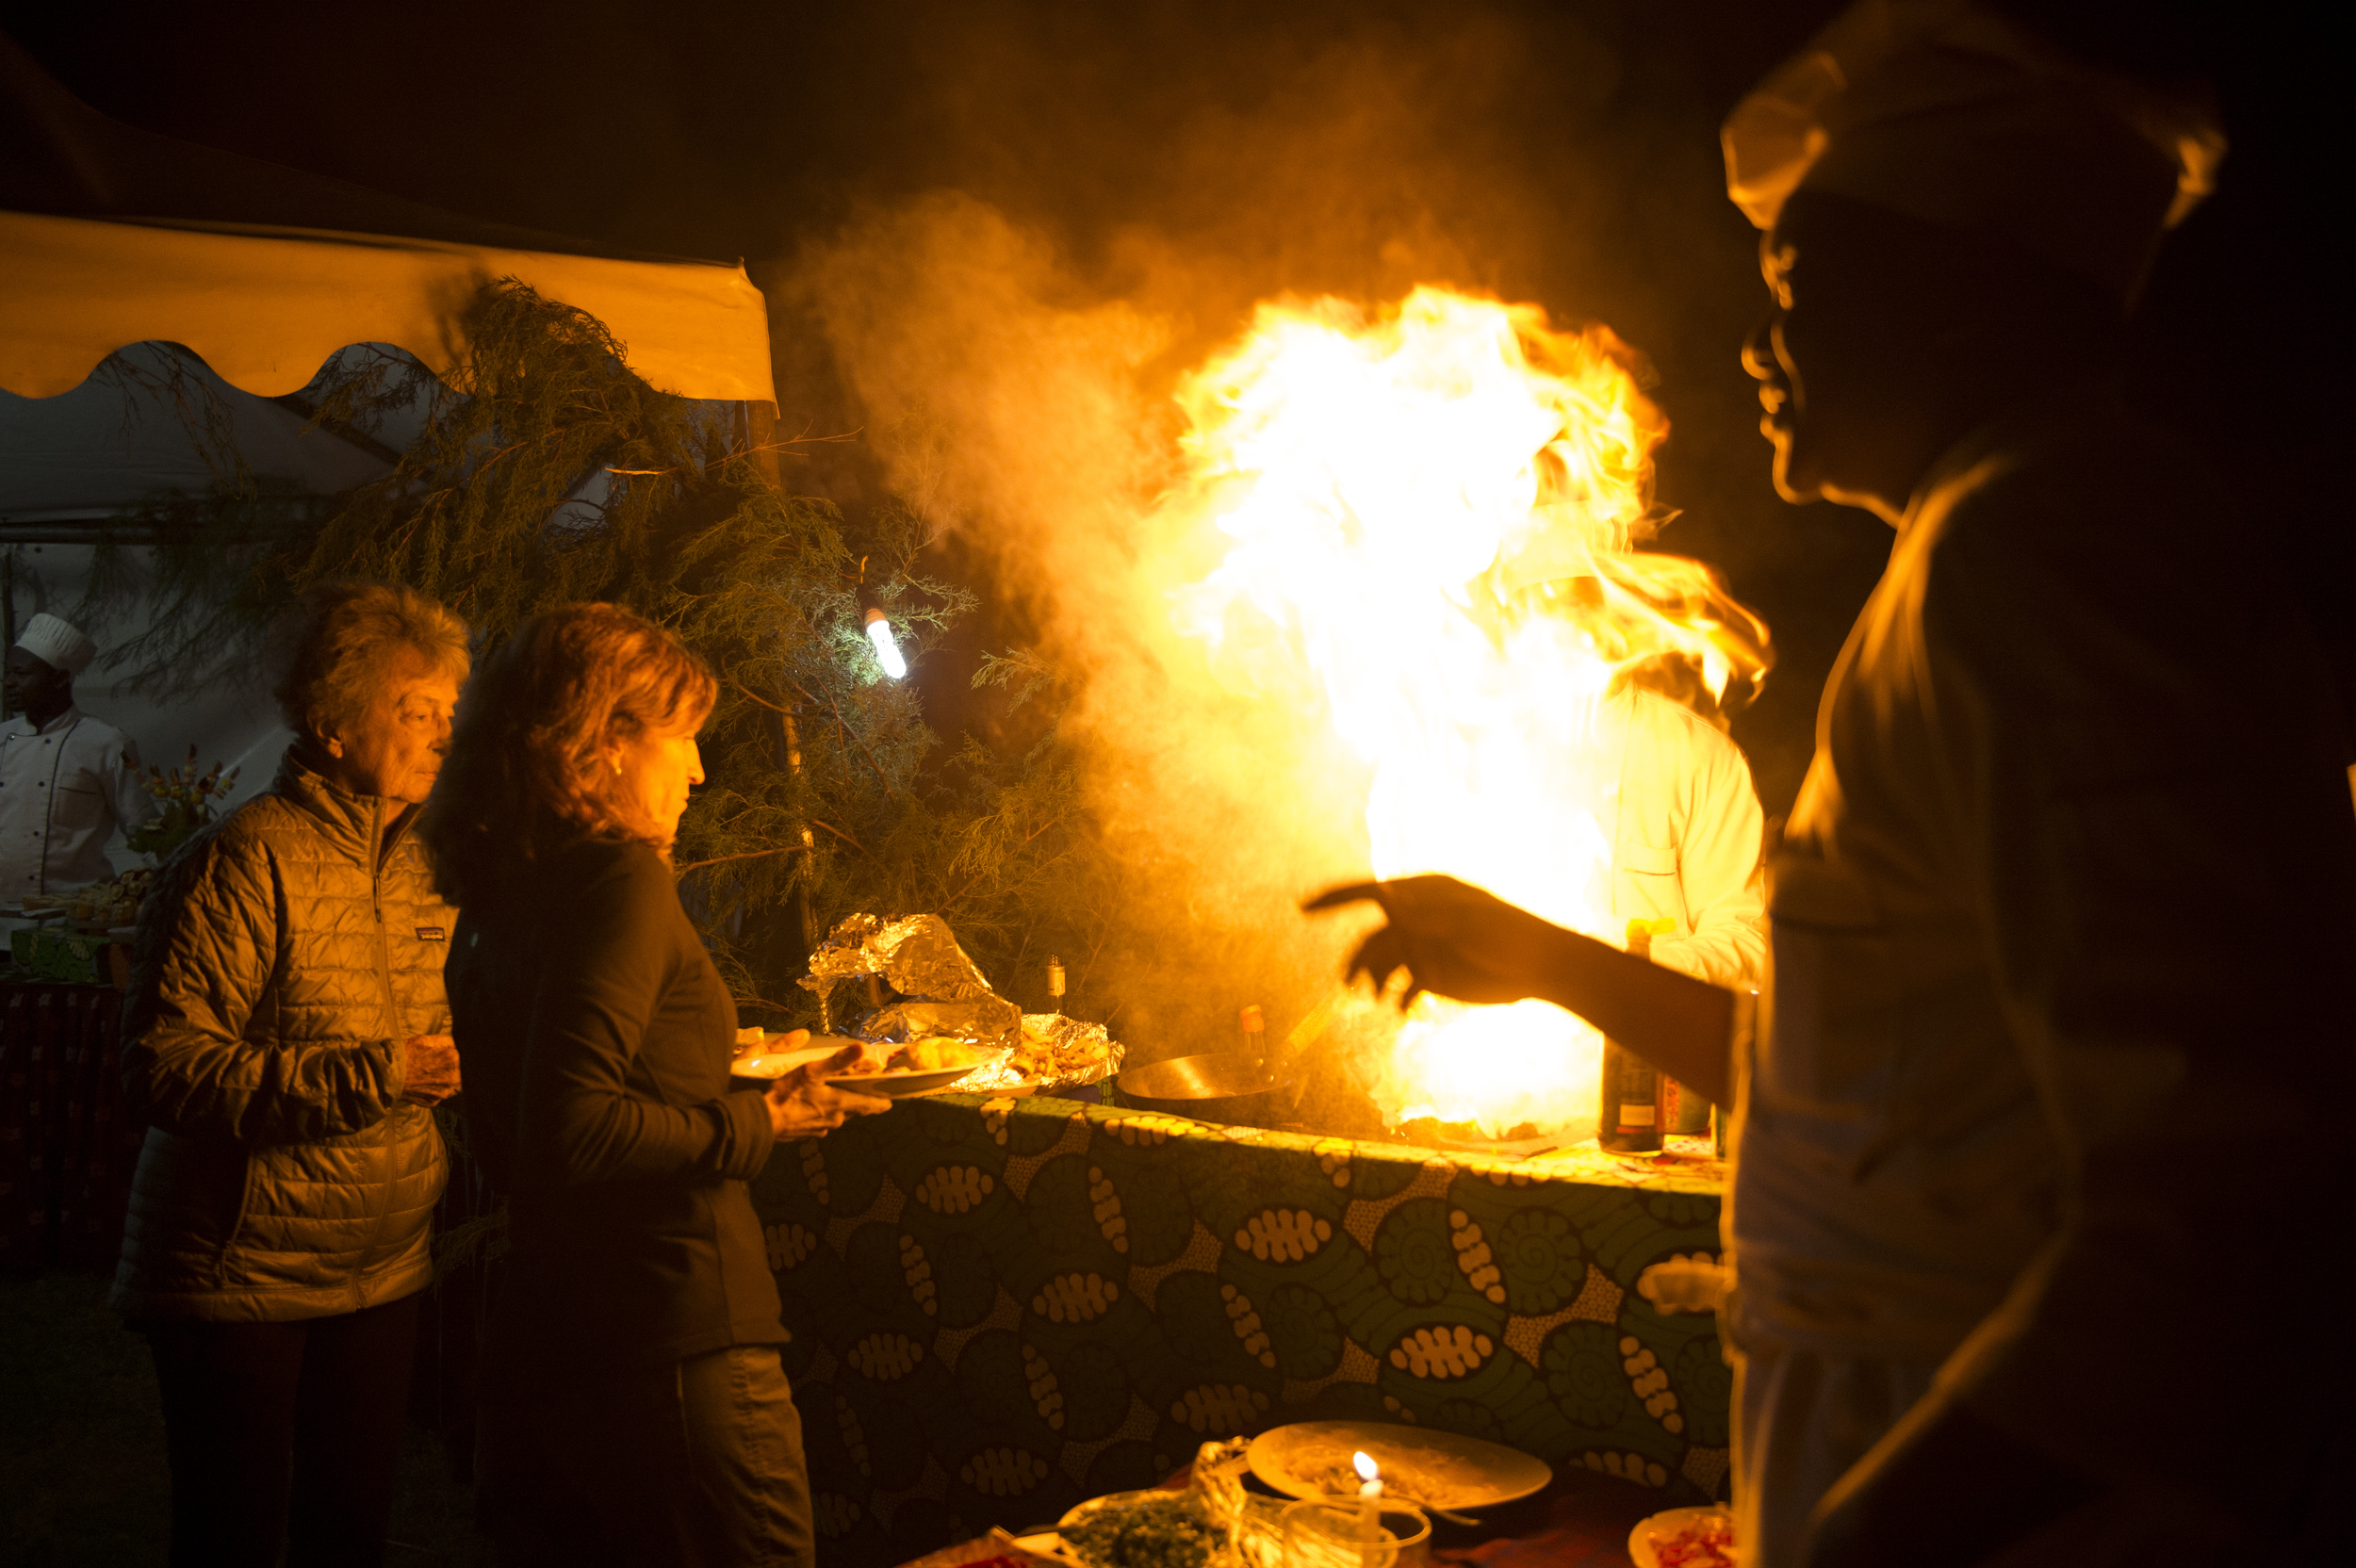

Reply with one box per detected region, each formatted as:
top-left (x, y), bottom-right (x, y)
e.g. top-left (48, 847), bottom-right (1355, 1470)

top-left (1722, 0), bottom-right (2225, 302)
top-left (13, 612), bottom-right (97, 676)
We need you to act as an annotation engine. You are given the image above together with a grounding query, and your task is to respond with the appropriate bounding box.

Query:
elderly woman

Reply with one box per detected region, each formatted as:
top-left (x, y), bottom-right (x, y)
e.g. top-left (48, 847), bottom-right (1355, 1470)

top-left (112, 581), bottom-right (468, 1568)
top-left (424, 603), bottom-right (884, 1568)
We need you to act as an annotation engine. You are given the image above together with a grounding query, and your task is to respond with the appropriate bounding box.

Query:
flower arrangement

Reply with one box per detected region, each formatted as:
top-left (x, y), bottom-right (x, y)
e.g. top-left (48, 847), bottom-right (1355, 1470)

top-left (127, 746), bottom-right (241, 861)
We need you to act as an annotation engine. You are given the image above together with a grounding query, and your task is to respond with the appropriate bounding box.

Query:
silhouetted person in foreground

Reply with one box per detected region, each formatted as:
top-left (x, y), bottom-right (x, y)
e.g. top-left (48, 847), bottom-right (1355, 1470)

top-left (1314, 4), bottom-right (2355, 1564)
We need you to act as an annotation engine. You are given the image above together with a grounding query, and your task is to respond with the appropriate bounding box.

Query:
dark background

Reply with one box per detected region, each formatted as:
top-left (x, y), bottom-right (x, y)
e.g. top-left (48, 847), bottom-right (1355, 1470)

top-left (3, 0), bottom-right (2342, 815)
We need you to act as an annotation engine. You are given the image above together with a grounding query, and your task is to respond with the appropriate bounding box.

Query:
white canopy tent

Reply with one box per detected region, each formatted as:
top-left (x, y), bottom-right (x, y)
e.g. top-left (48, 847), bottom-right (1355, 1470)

top-left (0, 33), bottom-right (776, 841)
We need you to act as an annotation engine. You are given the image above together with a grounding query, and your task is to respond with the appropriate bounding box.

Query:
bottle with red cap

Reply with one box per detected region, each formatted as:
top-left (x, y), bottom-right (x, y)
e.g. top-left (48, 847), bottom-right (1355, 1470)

top-left (1238, 1004), bottom-right (1268, 1076)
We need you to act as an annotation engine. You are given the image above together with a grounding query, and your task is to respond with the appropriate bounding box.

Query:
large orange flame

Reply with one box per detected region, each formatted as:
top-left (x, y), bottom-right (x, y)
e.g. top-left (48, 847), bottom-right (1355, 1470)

top-left (1173, 286), bottom-right (1766, 1137)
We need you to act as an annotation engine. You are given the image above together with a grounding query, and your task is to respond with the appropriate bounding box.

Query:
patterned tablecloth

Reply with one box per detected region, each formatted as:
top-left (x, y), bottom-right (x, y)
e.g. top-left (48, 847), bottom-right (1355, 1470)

top-left (756, 1093), bottom-right (1730, 1568)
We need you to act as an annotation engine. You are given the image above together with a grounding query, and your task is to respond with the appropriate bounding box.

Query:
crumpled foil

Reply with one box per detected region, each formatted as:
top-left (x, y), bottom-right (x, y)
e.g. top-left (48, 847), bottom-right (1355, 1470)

top-left (801, 914), bottom-right (1123, 1089)
top-left (956, 1012), bottom-right (1126, 1093)
top-left (800, 913), bottom-right (1021, 1053)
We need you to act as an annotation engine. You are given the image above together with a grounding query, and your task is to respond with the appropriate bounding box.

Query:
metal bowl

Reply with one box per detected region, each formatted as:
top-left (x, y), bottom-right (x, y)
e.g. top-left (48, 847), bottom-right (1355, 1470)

top-left (1113, 1053), bottom-right (1298, 1128)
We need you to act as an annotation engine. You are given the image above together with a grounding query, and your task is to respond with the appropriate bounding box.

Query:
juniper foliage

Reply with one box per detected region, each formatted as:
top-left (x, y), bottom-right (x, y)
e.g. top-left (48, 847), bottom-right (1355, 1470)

top-left (103, 280), bottom-right (1113, 1019)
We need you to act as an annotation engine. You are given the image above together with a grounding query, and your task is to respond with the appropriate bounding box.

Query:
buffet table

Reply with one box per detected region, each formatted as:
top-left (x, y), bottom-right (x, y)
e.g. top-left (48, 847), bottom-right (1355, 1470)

top-left (755, 1093), bottom-right (1731, 1568)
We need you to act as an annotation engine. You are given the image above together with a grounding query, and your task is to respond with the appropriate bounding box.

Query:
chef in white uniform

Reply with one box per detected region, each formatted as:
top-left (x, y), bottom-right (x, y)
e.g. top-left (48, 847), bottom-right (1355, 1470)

top-left (1606, 672), bottom-right (1765, 993)
top-left (1719, 7), bottom-right (2349, 1564)
top-left (0, 612), bottom-right (155, 898)
top-left (1313, 6), bottom-right (2351, 1563)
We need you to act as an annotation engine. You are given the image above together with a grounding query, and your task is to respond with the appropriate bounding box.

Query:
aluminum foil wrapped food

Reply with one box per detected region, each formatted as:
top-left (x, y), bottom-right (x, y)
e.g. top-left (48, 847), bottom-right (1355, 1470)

top-left (801, 913), bottom-right (1123, 1090)
top-left (801, 913), bottom-right (1021, 1051)
top-left (957, 1012), bottom-right (1125, 1094)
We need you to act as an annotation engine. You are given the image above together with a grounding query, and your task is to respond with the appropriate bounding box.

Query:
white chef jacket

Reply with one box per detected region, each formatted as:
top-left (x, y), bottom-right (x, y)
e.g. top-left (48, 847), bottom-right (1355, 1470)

top-left (1726, 389), bottom-right (2356, 1562)
top-left (1605, 685), bottom-right (1766, 989)
top-left (0, 706), bottom-right (155, 896)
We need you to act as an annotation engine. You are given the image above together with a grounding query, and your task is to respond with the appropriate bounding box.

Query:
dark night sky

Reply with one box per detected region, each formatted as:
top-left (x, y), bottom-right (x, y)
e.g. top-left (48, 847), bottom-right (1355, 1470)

top-left (3, 0), bottom-right (2342, 813)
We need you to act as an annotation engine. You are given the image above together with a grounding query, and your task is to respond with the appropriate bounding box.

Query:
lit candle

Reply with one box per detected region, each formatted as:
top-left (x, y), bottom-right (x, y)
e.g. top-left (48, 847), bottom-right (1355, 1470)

top-left (1351, 1451), bottom-right (1383, 1553)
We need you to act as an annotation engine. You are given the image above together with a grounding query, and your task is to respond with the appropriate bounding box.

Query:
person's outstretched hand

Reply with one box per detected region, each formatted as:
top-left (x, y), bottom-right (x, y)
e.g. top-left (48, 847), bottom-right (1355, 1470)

top-left (1305, 874), bottom-right (1574, 1009)
top-left (765, 1039), bottom-right (892, 1139)
top-left (1305, 874), bottom-right (1739, 1106)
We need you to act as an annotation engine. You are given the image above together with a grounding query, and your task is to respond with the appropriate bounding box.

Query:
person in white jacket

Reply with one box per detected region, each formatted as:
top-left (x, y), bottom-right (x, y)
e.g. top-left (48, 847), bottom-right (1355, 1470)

top-left (0, 612), bottom-right (155, 898)
top-left (1604, 676), bottom-right (1765, 994)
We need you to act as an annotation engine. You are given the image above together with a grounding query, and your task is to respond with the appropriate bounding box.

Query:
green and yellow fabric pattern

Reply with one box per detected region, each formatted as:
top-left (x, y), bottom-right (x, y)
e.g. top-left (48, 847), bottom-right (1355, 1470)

top-left (755, 1094), bottom-right (1729, 1566)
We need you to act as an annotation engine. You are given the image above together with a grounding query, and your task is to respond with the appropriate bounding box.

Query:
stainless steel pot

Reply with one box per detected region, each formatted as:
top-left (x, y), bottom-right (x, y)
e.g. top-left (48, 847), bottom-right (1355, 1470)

top-left (1112, 1053), bottom-right (1299, 1128)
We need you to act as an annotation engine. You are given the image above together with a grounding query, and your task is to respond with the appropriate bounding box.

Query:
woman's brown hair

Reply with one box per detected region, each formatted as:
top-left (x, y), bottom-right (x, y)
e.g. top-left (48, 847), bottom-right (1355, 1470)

top-left (420, 603), bottom-right (715, 907)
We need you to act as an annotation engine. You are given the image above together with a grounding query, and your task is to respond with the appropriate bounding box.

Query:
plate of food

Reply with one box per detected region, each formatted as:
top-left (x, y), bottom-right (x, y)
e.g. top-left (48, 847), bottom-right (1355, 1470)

top-left (728, 1045), bottom-right (837, 1080)
top-left (1628, 1505), bottom-right (1734, 1568)
top-left (1053, 1490), bottom-right (1220, 1568)
top-left (1248, 1420), bottom-right (1551, 1513)
top-left (727, 1031), bottom-right (846, 1080)
top-left (826, 1037), bottom-right (1010, 1097)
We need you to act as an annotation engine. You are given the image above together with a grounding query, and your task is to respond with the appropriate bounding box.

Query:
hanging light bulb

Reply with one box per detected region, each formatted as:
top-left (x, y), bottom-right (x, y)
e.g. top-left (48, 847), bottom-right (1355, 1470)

top-left (863, 606), bottom-right (908, 679)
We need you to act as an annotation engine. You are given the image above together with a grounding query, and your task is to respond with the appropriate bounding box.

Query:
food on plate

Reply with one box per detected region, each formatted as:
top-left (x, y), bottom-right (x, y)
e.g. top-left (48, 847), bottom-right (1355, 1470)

top-left (832, 1036), bottom-right (993, 1075)
top-left (69, 866), bottom-right (155, 927)
top-left (1011, 1012), bottom-right (1121, 1083)
top-left (1651, 1511), bottom-right (1735, 1567)
top-left (1059, 1495), bottom-right (1219, 1568)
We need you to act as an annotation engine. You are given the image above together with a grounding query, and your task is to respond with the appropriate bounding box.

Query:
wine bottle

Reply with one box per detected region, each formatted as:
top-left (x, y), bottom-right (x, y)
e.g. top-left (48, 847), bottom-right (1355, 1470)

top-left (1599, 919), bottom-right (1673, 1153)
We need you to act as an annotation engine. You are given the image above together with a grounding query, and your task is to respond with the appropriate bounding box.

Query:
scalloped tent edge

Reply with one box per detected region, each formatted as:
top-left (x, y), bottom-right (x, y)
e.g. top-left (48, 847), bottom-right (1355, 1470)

top-left (0, 32), bottom-right (772, 406)
top-left (0, 207), bottom-right (776, 405)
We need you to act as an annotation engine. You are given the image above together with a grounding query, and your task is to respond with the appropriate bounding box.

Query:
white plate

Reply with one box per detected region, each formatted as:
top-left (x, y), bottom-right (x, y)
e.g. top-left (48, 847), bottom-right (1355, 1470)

top-left (730, 1035), bottom-right (1006, 1095)
top-left (1628, 1505), bottom-right (1734, 1568)
top-left (1248, 1420), bottom-right (1551, 1512)
top-left (1008, 1531), bottom-right (1076, 1567)
top-left (728, 1042), bottom-right (842, 1079)
top-left (824, 1064), bottom-right (990, 1097)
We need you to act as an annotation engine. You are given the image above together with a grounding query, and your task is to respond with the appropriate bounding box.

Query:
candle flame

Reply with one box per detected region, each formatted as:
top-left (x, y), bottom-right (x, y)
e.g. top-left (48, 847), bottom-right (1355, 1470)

top-left (1353, 1450), bottom-right (1380, 1483)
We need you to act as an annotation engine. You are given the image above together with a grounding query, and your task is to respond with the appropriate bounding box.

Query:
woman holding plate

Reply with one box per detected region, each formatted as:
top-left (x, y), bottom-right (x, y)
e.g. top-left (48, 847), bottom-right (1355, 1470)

top-left (425, 603), bottom-right (887, 1567)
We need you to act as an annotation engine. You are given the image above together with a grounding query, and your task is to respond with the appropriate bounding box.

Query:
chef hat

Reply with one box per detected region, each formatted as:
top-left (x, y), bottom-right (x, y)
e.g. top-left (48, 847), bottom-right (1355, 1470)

top-left (1723, 0), bottom-right (2225, 302)
top-left (13, 612), bottom-right (98, 676)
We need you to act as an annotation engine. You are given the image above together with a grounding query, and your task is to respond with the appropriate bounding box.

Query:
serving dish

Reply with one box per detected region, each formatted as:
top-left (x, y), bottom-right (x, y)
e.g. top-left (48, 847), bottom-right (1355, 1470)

top-left (1628, 1505), bottom-right (1734, 1567)
top-left (1247, 1421), bottom-right (1550, 1512)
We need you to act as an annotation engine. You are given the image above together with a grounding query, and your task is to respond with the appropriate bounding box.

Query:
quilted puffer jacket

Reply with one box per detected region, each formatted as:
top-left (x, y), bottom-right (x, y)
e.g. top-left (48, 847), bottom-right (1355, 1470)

top-left (110, 749), bottom-right (451, 1322)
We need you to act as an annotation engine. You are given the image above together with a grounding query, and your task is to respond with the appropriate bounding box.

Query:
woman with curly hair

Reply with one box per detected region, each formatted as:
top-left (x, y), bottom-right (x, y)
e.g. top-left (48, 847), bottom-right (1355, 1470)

top-left (115, 580), bottom-right (468, 1567)
top-left (423, 603), bottom-right (884, 1567)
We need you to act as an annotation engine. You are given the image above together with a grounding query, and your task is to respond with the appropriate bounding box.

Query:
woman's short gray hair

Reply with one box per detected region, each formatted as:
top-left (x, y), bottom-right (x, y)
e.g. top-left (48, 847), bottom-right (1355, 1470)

top-left (270, 582), bottom-right (469, 741)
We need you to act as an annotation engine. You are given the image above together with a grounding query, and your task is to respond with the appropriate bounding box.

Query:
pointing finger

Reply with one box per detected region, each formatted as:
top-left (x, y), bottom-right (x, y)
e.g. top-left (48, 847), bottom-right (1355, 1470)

top-left (1303, 881), bottom-right (1388, 914)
